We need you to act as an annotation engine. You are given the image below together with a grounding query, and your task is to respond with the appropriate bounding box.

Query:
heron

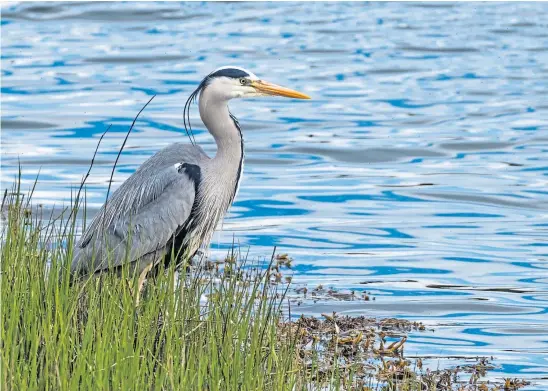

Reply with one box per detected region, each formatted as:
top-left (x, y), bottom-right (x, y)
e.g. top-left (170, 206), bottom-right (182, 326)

top-left (70, 66), bottom-right (310, 290)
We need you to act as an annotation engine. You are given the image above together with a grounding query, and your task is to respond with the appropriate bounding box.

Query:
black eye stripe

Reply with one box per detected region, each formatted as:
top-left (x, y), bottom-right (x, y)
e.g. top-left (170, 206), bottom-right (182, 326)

top-left (209, 68), bottom-right (250, 79)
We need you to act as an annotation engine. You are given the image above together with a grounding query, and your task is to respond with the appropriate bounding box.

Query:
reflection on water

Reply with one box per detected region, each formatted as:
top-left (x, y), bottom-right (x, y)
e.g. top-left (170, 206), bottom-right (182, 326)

top-left (2, 2), bottom-right (547, 387)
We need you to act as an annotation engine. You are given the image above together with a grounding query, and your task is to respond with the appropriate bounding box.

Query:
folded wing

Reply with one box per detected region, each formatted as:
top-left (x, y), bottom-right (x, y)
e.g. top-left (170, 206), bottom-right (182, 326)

top-left (71, 143), bottom-right (206, 276)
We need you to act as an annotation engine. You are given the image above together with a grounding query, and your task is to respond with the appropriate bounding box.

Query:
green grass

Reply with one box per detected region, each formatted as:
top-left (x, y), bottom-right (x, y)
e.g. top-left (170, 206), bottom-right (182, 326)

top-left (1, 181), bottom-right (305, 390)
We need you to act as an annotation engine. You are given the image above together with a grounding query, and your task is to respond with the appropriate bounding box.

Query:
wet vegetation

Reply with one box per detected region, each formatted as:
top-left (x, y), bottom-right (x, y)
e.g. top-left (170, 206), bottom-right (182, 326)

top-left (0, 179), bottom-right (531, 390)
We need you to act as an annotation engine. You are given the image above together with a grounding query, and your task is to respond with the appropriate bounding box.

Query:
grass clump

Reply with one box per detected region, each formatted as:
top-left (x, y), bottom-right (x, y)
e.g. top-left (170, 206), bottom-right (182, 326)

top-left (1, 185), bottom-right (300, 390)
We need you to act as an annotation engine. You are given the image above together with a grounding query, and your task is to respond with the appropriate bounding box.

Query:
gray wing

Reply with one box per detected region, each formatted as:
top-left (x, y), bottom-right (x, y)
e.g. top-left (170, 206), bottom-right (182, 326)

top-left (71, 143), bottom-right (208, 275)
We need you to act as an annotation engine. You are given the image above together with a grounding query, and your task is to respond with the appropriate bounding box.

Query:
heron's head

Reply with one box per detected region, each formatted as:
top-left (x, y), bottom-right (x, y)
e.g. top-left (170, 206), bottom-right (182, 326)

top-left (195, 66), bottom-right (311, 101)
top-left (182, 66), bottom-right (310, 144)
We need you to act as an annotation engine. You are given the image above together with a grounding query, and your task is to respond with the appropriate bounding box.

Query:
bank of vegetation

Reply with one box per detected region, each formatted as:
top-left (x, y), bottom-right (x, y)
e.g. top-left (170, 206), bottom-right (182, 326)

top-left (0, 179), bottom-right (528, 391)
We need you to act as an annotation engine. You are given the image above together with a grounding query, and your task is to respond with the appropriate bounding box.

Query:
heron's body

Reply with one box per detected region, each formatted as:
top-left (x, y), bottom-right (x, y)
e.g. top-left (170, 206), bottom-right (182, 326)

top-left (71, 66), bottom-right (309, 280)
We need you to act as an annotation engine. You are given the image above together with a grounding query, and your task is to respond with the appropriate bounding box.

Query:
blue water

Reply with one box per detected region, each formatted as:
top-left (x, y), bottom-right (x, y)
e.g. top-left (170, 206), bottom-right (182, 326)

top-left (2, 2), bottom-right (547, 387)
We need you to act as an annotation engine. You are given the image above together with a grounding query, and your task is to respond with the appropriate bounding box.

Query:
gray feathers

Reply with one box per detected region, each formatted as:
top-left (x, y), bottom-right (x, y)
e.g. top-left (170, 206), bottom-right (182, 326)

top-left (71, 143), bottom-right (208, 276)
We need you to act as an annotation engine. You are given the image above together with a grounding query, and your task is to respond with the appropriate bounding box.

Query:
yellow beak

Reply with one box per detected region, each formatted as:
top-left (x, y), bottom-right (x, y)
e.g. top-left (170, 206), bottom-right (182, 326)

top-left (251, 80), bottom-right (311, 99)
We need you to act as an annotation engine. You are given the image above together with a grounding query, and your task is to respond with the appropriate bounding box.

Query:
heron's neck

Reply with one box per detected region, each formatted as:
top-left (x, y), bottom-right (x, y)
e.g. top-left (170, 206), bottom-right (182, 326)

top-left (199, 95), bottom-right (243, 166)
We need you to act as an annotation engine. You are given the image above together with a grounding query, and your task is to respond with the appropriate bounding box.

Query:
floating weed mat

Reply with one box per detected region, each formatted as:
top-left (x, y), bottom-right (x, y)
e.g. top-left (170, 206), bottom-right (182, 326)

top-left (1, 180), bottom-right (531, 391)
top-left (279, 313), bottom-right (530, 391)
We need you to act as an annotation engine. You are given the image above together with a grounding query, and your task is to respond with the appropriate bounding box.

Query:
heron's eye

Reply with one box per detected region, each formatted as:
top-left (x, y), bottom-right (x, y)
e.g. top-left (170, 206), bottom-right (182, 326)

top-left (239, 78), bottom-right (247, 85)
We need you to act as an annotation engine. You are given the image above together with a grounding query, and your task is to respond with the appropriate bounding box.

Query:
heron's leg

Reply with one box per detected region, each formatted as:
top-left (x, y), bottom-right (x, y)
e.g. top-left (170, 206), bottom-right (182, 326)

top-left (135, 263), bottom-right (153, 306)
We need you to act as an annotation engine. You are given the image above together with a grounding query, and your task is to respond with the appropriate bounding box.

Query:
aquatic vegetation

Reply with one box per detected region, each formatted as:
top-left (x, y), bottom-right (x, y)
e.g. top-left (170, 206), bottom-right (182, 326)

top-left (0, 182), bottom-right (530, 390)
top-left (281, 313), bottom-right (530, 391)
